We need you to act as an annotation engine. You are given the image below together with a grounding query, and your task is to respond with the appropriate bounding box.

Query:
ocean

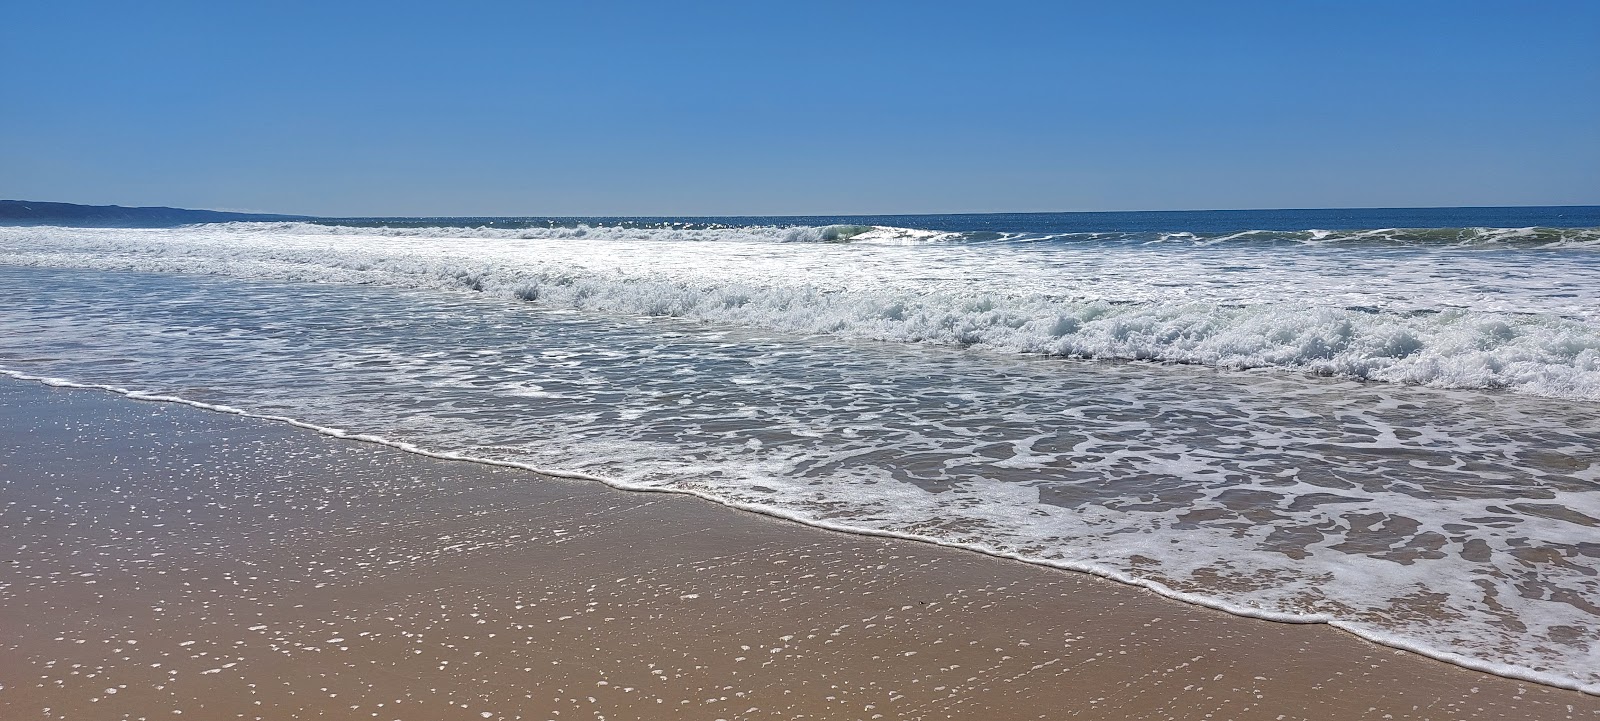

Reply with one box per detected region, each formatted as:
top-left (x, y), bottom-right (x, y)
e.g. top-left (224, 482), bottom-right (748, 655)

top-left (2, 206), bottom-right (1597, 693)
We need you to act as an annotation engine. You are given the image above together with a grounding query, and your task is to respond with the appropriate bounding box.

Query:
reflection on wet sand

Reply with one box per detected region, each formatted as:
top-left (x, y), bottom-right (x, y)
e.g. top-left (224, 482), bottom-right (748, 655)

top-left (2, 267), bottom-right (1598, 686)
top-left (3, 380), bottom-right (1597, 720)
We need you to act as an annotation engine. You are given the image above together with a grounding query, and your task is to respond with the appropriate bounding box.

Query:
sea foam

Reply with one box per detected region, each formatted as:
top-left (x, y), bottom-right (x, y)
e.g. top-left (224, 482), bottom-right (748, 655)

top-left (2, 254), bottom-right (1598, 694)
top-left (3, 222), bottom-right (1598, 400)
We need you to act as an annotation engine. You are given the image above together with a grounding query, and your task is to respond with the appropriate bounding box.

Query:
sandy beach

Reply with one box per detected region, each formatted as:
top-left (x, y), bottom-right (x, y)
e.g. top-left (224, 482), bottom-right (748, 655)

top-left (9, 0), bottom-right (1599, 716)
top-left (1, 376), bottom-right (1596, 721)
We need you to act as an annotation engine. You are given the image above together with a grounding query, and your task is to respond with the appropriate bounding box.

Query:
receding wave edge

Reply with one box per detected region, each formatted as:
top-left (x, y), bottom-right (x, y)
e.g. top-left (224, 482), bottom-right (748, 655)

top-left (3, 367), bottom-right (1595, 696)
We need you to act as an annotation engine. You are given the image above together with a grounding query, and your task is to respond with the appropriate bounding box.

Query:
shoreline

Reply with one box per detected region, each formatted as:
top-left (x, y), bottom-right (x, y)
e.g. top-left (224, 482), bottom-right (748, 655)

top-left (3, 376), bottom-right (1598, 719)
top-left (3, 367), bottom-right (1596, 698)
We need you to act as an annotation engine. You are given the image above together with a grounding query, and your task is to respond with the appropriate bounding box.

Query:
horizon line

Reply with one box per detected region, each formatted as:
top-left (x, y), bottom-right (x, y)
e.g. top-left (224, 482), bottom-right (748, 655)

top-left (6, 198), bottom-right (1600, 221)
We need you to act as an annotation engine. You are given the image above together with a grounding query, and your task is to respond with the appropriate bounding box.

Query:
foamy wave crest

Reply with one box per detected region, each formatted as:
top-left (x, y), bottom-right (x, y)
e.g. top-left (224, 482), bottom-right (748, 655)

top-left (448, 284), bottom-right (1600, 401)
top-left (3, 223), bottom-right (1598, 400)
top-left (1138, 226), bottom-right (1600, 247)
top-left (197, 220), bottom-right (964, 244)
top-left (1337, 226), bottom-right (1600, 247)
top-left (203, 220), bottom-right (1600, 247)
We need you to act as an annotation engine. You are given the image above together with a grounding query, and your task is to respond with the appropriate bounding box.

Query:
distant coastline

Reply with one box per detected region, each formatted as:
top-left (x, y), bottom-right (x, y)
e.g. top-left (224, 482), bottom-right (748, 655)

top-left (0, 200), bottom-right (304, 226)
top-left (5, 199), bottom-right (1600, 233)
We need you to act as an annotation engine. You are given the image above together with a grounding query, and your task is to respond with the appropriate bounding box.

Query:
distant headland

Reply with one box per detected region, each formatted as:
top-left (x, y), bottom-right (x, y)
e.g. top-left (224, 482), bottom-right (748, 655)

top-left (0, 200), bottom-right (305, 226)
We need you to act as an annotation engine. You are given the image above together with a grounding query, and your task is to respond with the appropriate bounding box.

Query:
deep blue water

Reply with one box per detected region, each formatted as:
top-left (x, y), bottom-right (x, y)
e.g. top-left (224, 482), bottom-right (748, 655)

top-left (319, 205), bottom-right (1600, 233)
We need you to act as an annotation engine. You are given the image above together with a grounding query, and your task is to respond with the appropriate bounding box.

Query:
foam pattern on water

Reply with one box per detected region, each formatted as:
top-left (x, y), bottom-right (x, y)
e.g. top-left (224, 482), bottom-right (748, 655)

top-left (2, 223), bottom-right (1599, 400)
top-left (0, 266), bottom-right (1596, 692)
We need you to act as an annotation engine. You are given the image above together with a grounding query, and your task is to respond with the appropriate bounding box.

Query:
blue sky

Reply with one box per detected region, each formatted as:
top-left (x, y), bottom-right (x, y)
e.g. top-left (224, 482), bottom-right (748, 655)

top-left (3, 1), bottom-right (1596, 216)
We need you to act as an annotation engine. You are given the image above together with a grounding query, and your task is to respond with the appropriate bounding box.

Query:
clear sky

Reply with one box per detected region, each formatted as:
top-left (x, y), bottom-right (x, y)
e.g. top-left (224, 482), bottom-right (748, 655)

top-left (3, 1), bottom-right (1597, 216)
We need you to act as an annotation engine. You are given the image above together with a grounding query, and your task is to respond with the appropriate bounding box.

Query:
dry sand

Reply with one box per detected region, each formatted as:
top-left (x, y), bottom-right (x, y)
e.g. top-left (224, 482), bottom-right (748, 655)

top-left (2, 377), bottom-right (1596, 720)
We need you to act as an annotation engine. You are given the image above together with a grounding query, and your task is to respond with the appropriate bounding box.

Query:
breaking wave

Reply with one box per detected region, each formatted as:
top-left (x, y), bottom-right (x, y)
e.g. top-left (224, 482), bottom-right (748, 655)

top-left (2, 221), bottom-right (1599, 400)
top-left (161, 220), bottom-right (1600, 247)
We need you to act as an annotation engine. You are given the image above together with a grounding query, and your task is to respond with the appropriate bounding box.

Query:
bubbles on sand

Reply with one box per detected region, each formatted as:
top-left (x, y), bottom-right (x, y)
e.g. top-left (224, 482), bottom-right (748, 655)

top-left (1, 266), bottom-right (1597, 692)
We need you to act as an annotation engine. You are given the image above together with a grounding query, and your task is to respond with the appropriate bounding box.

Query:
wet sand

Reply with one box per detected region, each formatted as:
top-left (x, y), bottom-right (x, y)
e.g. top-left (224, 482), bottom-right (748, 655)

top-left (1, 377), bottom-right (1596, 721)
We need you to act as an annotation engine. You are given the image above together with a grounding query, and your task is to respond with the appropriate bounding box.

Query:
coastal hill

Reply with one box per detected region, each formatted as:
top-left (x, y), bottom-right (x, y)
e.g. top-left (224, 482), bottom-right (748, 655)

top-left (0, 200), bottom-right (303, 226)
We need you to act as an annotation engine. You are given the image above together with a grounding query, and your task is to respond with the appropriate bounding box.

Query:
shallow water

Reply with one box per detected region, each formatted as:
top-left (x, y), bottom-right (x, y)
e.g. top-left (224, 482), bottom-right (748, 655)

top-left (4, 219), bottom-right (1600, 400)
top-left (11, 379), bottom-right (1582, 721)
top-left (1, 243), bottom-right (1597, 691)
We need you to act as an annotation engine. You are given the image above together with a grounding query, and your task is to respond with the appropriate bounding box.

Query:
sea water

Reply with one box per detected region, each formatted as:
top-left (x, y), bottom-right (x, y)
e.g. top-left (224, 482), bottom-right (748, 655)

top-left (1, 207), bottom-right (1597, 692)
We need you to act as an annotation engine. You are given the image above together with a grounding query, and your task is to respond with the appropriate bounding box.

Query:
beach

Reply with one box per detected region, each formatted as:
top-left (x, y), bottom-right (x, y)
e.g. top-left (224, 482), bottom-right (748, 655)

top-left (4, 378), bottom-right (1596, 720)
top-left (5, 214), bottom-right (1600, 694)
top-left (9, 0), bottom-right (1599, 715)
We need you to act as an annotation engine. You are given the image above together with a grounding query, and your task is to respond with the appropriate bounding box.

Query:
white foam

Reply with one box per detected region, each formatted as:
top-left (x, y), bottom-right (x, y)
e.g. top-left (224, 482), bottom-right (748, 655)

top-left (4, 222), bottom-right (1600, 692)
top-left (3, 367), bottom-right (1594, 696)
top-left (188, 220), bottom-right (963, 244)
top-left (2, 223), bottom-right (1598, 399)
